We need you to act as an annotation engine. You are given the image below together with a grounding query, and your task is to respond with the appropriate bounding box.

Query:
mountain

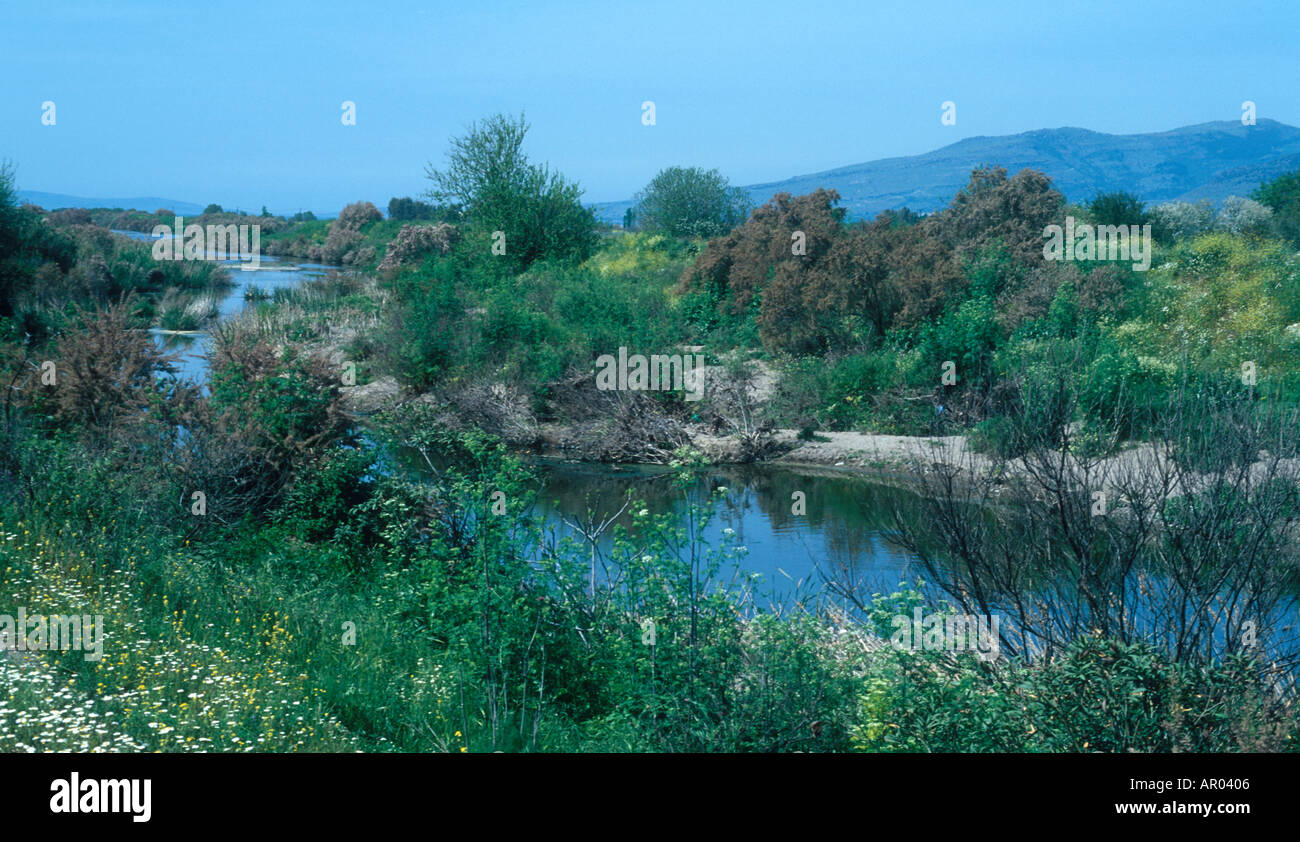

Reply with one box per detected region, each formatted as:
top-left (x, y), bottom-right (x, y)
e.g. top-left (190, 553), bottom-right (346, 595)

top-left (15, 191), bottom-right (208, 216)
top-left (593, 119), bottom-right (1300, 224)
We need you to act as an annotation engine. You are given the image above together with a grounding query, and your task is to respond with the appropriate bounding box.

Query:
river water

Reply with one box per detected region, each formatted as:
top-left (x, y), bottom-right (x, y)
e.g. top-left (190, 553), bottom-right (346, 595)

top-left (526, 460), bottom-right (923, 607)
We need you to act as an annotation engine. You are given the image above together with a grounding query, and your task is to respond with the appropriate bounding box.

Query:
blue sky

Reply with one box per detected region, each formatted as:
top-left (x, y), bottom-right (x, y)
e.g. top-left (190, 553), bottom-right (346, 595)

top-left (2, 0), bottom-right (1297, 214)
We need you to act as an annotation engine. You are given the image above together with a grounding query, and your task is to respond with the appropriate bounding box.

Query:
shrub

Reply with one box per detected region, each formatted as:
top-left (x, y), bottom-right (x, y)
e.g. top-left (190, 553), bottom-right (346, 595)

top-left (1149, 199), bottom-right (1215, 242)
top-left (377, 223), bottom-right (460, 270)
top-left (1217, 195), bottom-right (1274, 237)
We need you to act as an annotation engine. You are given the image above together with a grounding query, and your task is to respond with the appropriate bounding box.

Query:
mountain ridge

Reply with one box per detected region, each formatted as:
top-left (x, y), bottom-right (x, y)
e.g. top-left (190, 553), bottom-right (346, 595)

top-left (595, 119), bottom-right (1300, 224)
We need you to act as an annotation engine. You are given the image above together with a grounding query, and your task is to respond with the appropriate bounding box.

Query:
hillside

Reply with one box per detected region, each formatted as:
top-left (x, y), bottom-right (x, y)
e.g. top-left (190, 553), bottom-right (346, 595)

top-left (594, 119), bottom-right (1300, 223)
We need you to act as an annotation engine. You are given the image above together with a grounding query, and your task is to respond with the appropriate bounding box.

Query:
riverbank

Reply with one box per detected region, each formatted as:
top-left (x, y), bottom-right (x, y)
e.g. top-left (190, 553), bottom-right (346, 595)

top-left (336, 368), bottom-right (1300, 507)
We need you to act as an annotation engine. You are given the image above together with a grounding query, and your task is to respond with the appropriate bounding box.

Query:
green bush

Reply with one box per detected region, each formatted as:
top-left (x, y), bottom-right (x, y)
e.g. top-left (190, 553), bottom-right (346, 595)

top-left (1079, 349), bottom-right (1175, 439)
top-left (851, 634), bottom-right (1293, 753)
top-left (918, 295), bottom-right (1000, 390)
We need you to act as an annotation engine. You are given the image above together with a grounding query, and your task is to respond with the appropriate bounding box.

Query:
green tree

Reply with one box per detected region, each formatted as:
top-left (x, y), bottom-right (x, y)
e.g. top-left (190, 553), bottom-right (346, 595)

top-left (633, 166), bottom-right (751, 238)
top-left (424, 112), bottom-right (595, 268)
top-left (203, 203), bottom-right (223, 214)
top-left (1088, 190), bottom-right (1148, 227)
top-left (1253, 168), bottom-right (1300, 244)
top-left (388, 195), bottom-right (451, 221)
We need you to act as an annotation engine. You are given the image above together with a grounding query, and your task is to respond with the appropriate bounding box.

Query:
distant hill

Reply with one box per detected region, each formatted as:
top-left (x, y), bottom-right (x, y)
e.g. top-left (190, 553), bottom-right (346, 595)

top-left (15, 191), bottom-right (208, 216)
top-left (593, 119), bottom-right (1300, 224)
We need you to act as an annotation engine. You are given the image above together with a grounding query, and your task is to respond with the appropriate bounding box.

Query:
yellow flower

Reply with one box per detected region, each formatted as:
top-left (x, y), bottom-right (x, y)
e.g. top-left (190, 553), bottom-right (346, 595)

top-left (460, 747), bottom-right (467, 753)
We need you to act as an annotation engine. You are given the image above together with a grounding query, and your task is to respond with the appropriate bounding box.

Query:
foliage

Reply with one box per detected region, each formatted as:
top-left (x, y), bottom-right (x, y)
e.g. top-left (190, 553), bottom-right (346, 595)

top-left (1149, 199), bottom-right (1215, 242)
top-left (1254, 167), bottom-right (1300, 245)
top-left (632, 166), bottom-right (751, 238)
top-left (1088, 190), bottom-right (1147, 227)
top-left (388, 195), bottom-right (459, 222)
top-left (424, 112), bottom-right (597, 269)
top-left (850, 630), bottom-right (1292, 752)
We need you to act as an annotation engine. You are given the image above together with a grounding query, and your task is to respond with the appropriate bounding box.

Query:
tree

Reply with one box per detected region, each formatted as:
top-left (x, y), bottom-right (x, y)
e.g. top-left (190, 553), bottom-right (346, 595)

top-left (388, 196), bottom-right (447, 221)
top-left (1253, 169), bottom-right (1300, 244)
top-left (1088, 191), bottom-right (1147, 227)
top-left (424, 112), bottom-right (595, 268)
top-left (1216, 195), bottom-right (1273, 236)
top-left (632, 166), bottom-right (751, 238)
top-left (203, 203), bottom-right (223, 215)
top-left (678, 189), bottom-right (847, 351)
top-left (934, 166), bottom-right (1065, 264)
top-left (1149, 199), bottom-right (1215, 242)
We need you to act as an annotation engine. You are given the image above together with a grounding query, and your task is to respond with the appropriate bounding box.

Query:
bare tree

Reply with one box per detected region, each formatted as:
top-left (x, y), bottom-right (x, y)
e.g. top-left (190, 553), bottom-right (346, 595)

top-left (861, 369), bottom-right (1300, 696)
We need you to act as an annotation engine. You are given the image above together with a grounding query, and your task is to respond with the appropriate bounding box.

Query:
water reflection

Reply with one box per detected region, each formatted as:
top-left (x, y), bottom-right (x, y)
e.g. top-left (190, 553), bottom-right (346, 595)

top-left (530, 460), bottom-right (925, 609)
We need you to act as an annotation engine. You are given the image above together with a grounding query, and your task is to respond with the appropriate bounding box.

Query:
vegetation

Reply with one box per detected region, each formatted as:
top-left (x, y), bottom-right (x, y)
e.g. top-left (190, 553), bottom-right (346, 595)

top-left (631, 166), bottom-right (752, 238)
top-left (1254, 168), bottom-right (1300, 245)
top-left (3, 130), bottom-right (1300, 753)
top-left (423, 112), bottom-right (597, 271)
top-left (388, 196), bottom-right (459, 223)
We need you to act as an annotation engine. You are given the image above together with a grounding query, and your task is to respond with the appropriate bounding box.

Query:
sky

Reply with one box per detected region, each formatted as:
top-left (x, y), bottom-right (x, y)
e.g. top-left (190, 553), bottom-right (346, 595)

top-left (2, 0), bottom-right (1298, 215)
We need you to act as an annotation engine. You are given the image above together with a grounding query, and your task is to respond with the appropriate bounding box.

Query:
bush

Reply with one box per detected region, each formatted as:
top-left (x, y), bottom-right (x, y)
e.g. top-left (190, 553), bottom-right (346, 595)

top-left (851, 634), bottom-right (1293, 752)
top-left (1217, 195), bottom-right (1274, 237)
top-left (1079, 349), bottom-right (1174, 438)
top-left (377, 223), bottom-right (460, 270)
top-left (919, 295), bottom-right (1000, 390)
top-left (336, 201), bottom-right (382, 230)
top-left (1253, 167), bottom-right (1300, 245)
top-left (1149, 199), bottom-right (1215, 242)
